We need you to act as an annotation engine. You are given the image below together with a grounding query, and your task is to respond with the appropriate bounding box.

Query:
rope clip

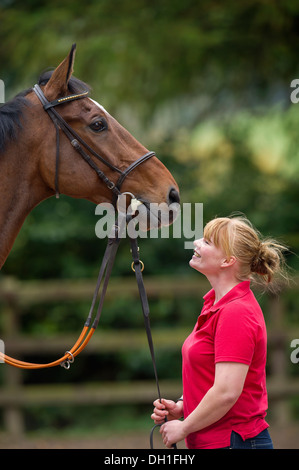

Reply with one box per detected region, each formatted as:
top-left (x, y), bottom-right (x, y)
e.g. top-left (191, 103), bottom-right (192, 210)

top-left (60, 351), bottom-right (74, 370)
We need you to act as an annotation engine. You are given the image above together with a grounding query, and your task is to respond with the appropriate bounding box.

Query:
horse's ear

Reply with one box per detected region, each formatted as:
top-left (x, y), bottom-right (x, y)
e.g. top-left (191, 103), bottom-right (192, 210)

top-left (44, 44), bottom-right (76, 101)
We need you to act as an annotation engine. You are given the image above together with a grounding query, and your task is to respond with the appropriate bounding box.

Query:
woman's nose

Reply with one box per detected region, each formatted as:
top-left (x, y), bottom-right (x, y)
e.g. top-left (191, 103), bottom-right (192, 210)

top-left (194, 238), bottom-right (203, 248)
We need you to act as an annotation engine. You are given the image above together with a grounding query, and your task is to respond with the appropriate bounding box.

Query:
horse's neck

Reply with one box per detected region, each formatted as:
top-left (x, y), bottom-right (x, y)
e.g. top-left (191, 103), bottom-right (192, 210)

top-left (0, 147), bottom-right (49, 269)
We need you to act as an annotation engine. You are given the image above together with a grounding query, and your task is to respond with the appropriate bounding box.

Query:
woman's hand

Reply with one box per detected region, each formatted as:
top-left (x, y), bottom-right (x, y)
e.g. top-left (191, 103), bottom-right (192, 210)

top-left (160, 420), bottom-right (187, 448)
top-left (151, 398), bottom-right (183, 425)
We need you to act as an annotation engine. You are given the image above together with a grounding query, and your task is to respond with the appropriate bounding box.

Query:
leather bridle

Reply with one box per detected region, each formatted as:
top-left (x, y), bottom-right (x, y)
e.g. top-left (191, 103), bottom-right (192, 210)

top-left (33, 84), bottom-right (155, 199)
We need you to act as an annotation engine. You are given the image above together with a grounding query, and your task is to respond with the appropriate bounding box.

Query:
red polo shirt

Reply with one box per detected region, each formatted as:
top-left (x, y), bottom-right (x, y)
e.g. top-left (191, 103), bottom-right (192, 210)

top-left (182, 281), bottom-right (269, 449)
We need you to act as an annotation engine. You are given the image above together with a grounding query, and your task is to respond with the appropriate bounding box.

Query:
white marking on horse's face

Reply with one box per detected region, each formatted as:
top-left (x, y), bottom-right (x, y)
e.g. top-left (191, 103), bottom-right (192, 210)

top-left (89, 98), bottom-right (109, 115)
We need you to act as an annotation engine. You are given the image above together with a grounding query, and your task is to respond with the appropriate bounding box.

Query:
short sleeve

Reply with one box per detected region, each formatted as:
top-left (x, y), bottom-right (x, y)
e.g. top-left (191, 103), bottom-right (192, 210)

top-left (214, 304), bottom-right (257, 365)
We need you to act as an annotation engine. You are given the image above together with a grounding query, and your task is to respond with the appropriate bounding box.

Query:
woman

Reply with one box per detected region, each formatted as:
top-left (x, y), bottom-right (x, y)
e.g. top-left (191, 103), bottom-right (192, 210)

top-left (151, 216), bottom-right (287, 449)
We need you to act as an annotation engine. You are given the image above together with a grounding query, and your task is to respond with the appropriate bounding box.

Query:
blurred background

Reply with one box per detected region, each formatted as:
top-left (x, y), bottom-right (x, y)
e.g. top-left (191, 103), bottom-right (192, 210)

top-left (0, 0), bottom-right (298, 449)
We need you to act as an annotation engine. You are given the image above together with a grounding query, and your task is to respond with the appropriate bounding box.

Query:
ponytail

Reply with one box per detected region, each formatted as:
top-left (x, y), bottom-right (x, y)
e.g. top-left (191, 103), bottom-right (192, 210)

top-left (250, 239), bottom-right (287, 284)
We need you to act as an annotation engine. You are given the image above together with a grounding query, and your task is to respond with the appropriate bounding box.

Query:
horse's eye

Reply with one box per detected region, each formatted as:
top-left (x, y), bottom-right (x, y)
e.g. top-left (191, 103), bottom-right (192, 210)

top-left (89, 118), bottom-right (107, 133)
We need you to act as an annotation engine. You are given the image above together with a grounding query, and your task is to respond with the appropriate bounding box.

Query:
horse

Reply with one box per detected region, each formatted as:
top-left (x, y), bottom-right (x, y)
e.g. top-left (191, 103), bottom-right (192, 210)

top-left (0, 44), bottom-right (180, 271)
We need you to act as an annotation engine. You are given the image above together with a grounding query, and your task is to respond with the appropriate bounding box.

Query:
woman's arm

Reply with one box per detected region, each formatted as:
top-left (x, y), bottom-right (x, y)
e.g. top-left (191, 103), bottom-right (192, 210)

top-left (160, 362), bottom-right (249, 447)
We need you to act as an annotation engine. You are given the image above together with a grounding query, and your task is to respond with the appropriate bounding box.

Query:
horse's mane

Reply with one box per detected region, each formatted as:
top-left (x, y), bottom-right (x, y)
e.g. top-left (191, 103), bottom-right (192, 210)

top-left (0, 71), bottom-right (90, 154)
top-left (0, 92), bottom-right (30, 154)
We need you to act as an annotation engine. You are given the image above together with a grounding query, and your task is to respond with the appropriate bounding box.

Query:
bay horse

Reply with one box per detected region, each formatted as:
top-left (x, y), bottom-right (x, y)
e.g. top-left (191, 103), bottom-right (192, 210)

top-left (0, 44), bottom-right (180, 270)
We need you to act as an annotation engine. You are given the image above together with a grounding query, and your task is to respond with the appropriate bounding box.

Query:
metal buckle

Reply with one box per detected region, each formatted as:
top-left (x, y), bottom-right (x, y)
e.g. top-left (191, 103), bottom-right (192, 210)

top-left (131, 260), bottom-right (144, 272)
top-left (60, 351), bottom-right (74, 370)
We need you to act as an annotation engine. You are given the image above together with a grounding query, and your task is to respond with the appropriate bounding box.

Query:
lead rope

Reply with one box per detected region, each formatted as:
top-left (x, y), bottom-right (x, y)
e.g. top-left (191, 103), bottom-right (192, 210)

top-left (128, 216), bottom-right (177, 450)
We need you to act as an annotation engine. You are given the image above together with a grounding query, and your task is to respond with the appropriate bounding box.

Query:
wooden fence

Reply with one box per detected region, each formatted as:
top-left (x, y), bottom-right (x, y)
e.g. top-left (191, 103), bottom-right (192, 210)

top-left (0, 275), bottom-right (298, 435)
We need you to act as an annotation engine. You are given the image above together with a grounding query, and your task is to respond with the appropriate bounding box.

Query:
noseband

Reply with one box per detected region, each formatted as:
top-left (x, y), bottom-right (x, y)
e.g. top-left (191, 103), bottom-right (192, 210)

top-left (33, 84), bottom-right (155, 199)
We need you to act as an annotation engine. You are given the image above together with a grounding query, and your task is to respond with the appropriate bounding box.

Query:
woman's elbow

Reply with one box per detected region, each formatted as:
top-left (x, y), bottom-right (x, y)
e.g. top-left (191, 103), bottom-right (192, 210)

top-left (217, 386), bottom-right (243, 408)
top-left (224, 391), bottom-right (241, 407)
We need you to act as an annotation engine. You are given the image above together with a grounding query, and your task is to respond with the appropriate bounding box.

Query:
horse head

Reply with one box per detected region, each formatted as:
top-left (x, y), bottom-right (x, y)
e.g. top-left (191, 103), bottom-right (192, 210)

top-left (29, 45), bottom-right (180, 213)
top-left (0, 45), bottom-right (180, 268)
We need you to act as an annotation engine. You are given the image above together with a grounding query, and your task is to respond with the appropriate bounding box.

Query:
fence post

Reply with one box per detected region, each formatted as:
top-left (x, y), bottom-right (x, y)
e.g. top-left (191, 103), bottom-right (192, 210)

top-left (1, 278), bottom-right (25, 435)
top-left (269, 292), bottom-right (290, 426)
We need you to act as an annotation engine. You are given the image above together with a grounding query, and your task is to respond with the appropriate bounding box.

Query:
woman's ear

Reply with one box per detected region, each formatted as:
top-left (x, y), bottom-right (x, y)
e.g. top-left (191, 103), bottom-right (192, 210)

top-left (221, 256), bottom-right (237, 268)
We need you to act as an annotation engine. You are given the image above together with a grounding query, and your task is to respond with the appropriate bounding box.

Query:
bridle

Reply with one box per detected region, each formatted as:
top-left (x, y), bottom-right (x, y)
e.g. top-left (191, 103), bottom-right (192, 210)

top-left (1, 85), bottom-right (173, 448)
top-left (32, 84), bottom-right (155, 199)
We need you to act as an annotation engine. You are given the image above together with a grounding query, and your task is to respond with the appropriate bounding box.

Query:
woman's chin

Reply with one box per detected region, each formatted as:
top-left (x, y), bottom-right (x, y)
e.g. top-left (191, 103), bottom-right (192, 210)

top-left (190, 258), bottom-right (205, 275)
top-left (189, 258), bottom-right (199, 269)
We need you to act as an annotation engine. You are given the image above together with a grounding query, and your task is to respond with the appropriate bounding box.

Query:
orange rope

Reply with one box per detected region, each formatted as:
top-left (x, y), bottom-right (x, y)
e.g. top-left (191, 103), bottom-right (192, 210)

top-left (0, 219), bottom-right (123, 370)
top-left (0, 325), bottom-right (93, 369)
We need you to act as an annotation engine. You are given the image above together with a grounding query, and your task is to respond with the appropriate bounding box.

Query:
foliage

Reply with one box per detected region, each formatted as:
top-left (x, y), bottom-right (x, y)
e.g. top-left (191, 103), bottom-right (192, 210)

top-left (1, 0), bottom-right (298, 278)
top-left (1, 0), bottom-right (299, 115)
top-left (0, 0), bottom-right (299, 435)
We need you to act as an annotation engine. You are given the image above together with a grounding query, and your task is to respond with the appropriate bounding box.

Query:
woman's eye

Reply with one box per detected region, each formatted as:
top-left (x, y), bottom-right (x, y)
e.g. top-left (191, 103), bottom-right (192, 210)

top-left (89, 118), bottom-right (107, 132)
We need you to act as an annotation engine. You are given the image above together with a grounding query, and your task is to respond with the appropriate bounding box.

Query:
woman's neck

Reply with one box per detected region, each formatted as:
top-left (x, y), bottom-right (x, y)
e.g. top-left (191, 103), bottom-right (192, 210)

top-left (207, 273), bottom-right (241, 305)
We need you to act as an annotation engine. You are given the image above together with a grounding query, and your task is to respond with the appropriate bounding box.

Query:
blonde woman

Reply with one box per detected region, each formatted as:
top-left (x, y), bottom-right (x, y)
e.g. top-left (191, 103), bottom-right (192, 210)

top-left (151, 216), bottom-right (287, 449)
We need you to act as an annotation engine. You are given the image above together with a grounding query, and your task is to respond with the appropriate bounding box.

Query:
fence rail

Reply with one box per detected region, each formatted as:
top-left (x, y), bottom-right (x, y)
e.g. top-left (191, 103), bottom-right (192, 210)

top-left (0, 275), bottom-right (298, 435)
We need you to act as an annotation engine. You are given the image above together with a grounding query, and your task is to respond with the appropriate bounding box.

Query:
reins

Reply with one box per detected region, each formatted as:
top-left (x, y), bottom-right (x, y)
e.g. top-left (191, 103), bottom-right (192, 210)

top-left (0, 205), bottom-right (173, 447)
top-left (0, 214), bottom-right (124, 369)
top-left (0, 206), bottom-right (148, 371)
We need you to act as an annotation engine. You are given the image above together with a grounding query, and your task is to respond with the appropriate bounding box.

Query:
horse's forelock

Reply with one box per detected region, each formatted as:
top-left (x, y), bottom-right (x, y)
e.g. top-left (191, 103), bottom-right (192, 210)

top-left (38, 70), bottom-right (91, 95)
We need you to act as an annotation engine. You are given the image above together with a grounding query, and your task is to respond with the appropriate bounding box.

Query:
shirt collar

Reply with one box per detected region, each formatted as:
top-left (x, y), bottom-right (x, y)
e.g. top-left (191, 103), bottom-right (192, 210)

top-left (203, 280), bottom-right (251, 313)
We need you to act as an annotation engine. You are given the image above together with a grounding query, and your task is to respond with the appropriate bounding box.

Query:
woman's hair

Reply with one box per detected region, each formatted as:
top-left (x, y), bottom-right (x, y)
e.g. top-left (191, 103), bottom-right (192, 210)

top-left (203, 215), bottom-right (288, 288)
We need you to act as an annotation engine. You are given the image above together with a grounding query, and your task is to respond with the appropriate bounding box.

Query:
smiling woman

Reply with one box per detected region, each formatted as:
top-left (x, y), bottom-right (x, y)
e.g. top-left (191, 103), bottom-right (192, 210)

top-left (152, 214), bottom-right (288, 449)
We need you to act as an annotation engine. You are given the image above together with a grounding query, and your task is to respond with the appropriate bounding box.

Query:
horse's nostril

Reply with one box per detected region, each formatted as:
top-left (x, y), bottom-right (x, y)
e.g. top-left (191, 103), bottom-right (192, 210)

top-left (168, 187), bottom-right (180, 205)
